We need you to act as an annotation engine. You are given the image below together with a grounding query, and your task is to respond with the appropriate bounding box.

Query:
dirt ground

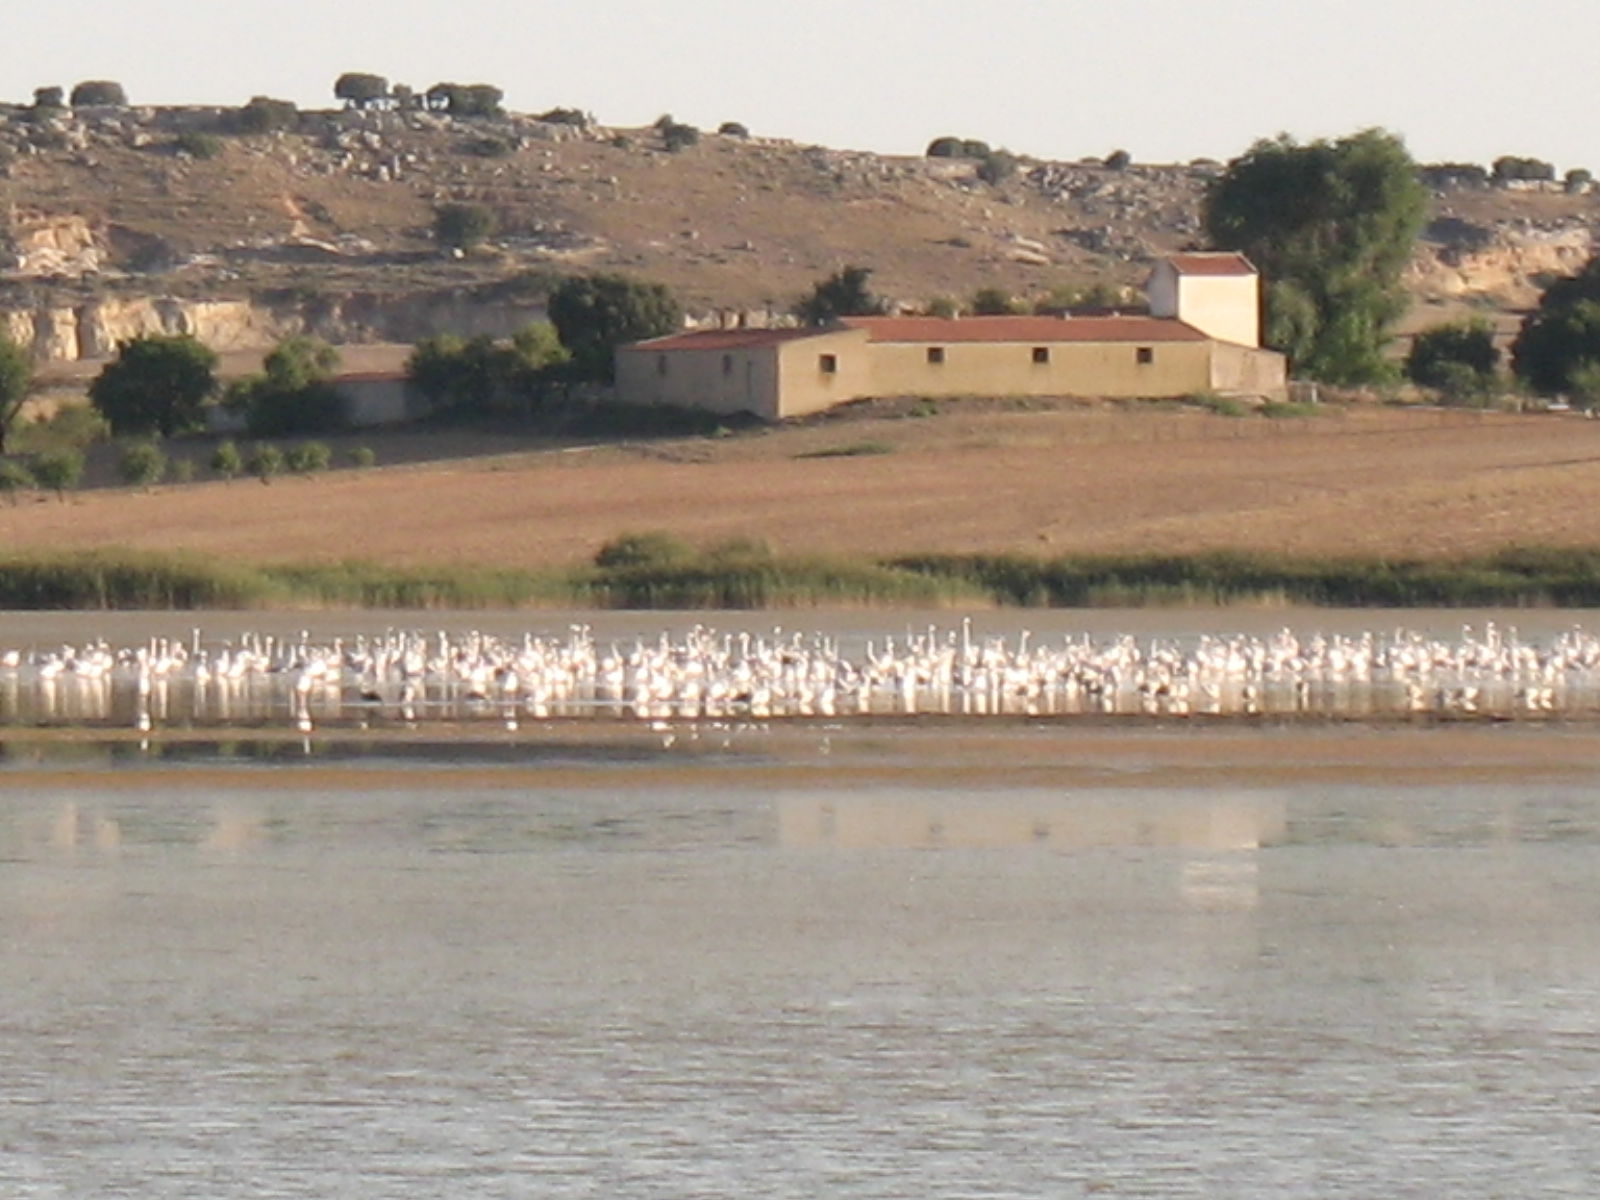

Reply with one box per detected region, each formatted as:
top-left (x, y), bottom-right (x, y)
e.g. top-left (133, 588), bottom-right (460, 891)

top-left (3, 402), bottom-right (1600, 568)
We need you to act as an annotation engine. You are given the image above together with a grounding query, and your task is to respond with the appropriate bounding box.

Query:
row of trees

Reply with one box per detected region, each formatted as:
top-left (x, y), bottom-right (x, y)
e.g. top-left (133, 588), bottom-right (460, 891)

top-left (333, 73), bottom-right (502, 116)
top-left (29, 81), bottom-right (127, 109)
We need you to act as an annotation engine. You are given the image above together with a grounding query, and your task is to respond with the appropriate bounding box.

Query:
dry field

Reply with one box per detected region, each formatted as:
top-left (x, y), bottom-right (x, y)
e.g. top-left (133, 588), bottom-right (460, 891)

top-left (4, 404), bottom-right (1600, 569)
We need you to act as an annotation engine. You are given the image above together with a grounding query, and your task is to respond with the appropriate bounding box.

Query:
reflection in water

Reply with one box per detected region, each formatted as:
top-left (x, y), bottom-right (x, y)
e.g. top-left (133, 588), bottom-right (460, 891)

top-left (778, 790), bottom-right (1287, 851)
top-left (5, 766), bottom-right (1600, 1198)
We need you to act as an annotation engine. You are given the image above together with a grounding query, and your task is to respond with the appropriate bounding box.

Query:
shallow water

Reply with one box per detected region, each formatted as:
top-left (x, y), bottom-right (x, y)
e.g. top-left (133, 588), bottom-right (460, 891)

top-left (4, 724), bottom-right (1600, 1198)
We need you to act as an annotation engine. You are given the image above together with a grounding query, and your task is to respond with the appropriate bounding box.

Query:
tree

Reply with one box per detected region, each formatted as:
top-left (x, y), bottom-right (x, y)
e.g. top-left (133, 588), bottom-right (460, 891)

top-left (232, 96), bottom-right (298, 134)
top-left (926, 136), bottom-right (962, 158)
top-left (1565, 168), bottom-right (1593, 195)
top-left (407, 323), bottom-right (571, 416)
top-left (118, 440), bottom-right (167, 489)
top-left (425, 82), bottom-right (502, 116)
top-left (334, 73), bottom-right (388, 108)
top-left (434, 203), bottom-right (495, 251)
top-left (796, 265), bottom-right (886, 326)
top-left (1406, 319), bottom-right (1499, 393)
top-left (1104, 149), bottom-right (1132, 171)
top-left (0, 458), bottom-right (33, 503)
top-left (226, 337), bottom-right (345, 436)
top-left (1203, 128), bottom-right (1427, 383)
top-left (247, 442), bottom-right (284, 483)
top-left (1511, 255), bottom-right (1600, 395)
top-left (89, 335), bottom-right (218, 436)
top-left (0, 332), bottom-right (34, 455)
top-left (286, 441), bottom-right (333, 473)
top-left (70, 80), bottom-right (127, 107)
top-left (32, 86), bottom-right (63, 111)
top-left (718, 121), bottom-right (750, 138)
top-left (548, 274), bottom-right (682, 381)
top-left (32, 449), bottom-right (83, 500)
top-left (1491, 155), bottom-right (1555, 184)
top-left (971, 287), bottom-right (1020, 315)
top-left (210, 439), bottom-right (242, 480)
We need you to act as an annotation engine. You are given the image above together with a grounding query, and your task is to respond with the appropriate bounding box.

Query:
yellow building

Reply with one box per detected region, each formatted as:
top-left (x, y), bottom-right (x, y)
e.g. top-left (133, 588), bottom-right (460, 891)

top-left (615, 254), bottom-right (1287, 421)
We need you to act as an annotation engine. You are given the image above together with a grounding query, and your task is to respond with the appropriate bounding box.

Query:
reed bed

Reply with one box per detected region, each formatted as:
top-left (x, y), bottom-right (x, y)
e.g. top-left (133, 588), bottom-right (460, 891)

top-left (7, 546), bottom-right (1600, 610)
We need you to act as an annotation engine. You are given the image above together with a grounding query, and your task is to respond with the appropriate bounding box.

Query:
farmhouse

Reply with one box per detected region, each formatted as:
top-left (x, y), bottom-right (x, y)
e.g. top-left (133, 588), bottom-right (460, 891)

top-left (614, 253), bottom-right (1287, 421)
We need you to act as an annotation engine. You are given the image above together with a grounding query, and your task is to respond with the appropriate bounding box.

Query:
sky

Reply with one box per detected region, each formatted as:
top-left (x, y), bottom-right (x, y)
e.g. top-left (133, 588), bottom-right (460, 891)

top-left (4, 0), bottom-right (1594, 171)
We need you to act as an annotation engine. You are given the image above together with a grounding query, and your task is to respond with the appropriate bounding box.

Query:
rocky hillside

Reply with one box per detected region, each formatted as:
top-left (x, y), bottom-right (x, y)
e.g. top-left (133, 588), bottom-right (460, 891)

top-left (1, 102), bottom-right (1595, 365)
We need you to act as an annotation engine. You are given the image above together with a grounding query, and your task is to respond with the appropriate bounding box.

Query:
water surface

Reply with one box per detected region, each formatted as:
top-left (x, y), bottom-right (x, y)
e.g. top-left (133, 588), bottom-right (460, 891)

top-left (4, 726), bottom-right (1599, 1197)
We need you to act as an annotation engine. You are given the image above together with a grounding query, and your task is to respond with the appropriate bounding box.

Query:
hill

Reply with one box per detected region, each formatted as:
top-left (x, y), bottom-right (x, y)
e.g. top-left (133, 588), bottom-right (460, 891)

top-left (1, 103), bottom-right (1595, 366)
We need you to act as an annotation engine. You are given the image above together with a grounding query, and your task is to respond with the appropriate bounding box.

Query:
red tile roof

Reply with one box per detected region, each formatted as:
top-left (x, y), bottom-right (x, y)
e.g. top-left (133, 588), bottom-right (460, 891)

top-left (625, 326), bottom-right (829, 352)
top-left (1164, 252), bottom-right (1257, 276)
top-left (840, 315), bottom-right (1209, 344)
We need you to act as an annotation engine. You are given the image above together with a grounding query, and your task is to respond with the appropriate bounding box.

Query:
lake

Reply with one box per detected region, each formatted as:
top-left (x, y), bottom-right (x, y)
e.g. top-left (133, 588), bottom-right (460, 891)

top-left (4, 610), bottom-right (1600, 1197)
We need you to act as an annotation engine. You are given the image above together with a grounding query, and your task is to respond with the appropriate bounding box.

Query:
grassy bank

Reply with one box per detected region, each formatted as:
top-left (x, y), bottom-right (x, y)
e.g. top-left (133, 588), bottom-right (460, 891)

top-left (8, 546), bottom-right (1600, 610)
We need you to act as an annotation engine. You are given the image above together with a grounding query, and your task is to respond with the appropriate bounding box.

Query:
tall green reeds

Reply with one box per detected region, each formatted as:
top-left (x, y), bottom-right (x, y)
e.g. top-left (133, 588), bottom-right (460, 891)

top-left (9, 544), bottom-right (1600, 610)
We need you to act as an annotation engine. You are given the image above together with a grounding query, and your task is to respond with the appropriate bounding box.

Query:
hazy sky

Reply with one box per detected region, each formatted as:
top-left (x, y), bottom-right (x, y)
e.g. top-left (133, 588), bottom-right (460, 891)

top-left (5, 0), bottom-right (1593, 169)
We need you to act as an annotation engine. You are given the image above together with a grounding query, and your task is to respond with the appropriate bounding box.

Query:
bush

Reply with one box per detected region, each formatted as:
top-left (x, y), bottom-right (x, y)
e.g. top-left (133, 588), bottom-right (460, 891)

top-left (971, 286), bottom-right (1020, 315)
top-left (0, 458), bottom-right (34, 502)
top-left (1406, 319), bottom-right (1499, 392)
top-left (173, 131), bottom-right (223, 160)
top-left (286, 441), bottom-right (332, 474)
top-left (1104, 149), bottom-right (1132, 170)
top-left (975, 150), bottom-right (1017, 185)
top-left (246, 443), bottom-right (284, 483)
top-left (231, 96), bottom-right (298, 134)
top-left (210, 439), bottom-right (243, 480)
top-left (434, 203), bottom-right (495, 251)
top-left (926, 136), bottom-right (963, 158)
top-left (349, 446), bottom-right (377, 468)
top-left (118, 440), bottom-right (167, 488)
top-left (535, 107), bottom-right (590, 127)
top-left (717, 121), bottom-right (750, 138)
top-left (32, 449), bottom-right (83, 499)
top-left (464, 136), bottom-right (512, 158)
top-left (594, 530), bottom-right (695, 570)
top-left (661, 122), bottom-right (700, 152)
top-left (170, 459), bottom-right (196, 483)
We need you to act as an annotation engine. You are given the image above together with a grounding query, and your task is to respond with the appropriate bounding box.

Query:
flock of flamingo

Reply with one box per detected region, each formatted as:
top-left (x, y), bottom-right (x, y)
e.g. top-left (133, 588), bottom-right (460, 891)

top-left (2, 619), bottom-right (1600, 732)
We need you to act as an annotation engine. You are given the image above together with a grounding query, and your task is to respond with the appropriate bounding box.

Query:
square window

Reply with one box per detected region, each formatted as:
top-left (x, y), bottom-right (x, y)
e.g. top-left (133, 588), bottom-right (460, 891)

top-left (819, 353), bottom-right (838, 374)
top-left (1136, 346), bottom-right (1154, 365)
top-left (1032, 346), bottom-right (1050, 365)
top-left (927, 346), bottom-right (945, 365)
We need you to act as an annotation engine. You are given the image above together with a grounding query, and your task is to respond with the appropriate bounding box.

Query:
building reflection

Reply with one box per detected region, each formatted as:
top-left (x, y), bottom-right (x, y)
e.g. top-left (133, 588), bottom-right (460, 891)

top-left (778, 790), bottom-right (1287, 852)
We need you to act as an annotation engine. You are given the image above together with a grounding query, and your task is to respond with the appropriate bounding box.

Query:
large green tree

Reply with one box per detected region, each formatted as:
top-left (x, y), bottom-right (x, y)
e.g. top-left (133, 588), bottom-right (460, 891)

top-left (407, 323), bottom-right (569, 417)
top-left (1203, 128), bottom-right (1427, 384)
top-left (548, 274), bottom-right (682, 381)
top-left (226, 336), bottom-right (344, 436)
top-left (1511, 255), bottom-right (1600, 395)
top-left (0, 332), bottom-right (34, 455)
top-left (89, 334), bottom-right (218, 436)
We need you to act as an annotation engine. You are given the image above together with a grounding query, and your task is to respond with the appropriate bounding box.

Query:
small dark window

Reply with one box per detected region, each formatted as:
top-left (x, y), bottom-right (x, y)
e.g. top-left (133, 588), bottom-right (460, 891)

top-left (819, 353), bottom-right (838, 374)
top-left (722, 354), bottom-right (733, 375)
top-left (1136, 346), bottom-right (1154, 365)
top-left (656, 354), bottom-right (668, 376)
top-left (1032, 346), bottom-right (1050, 365)
top-left (927, 346), bottom-right (945, 365)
